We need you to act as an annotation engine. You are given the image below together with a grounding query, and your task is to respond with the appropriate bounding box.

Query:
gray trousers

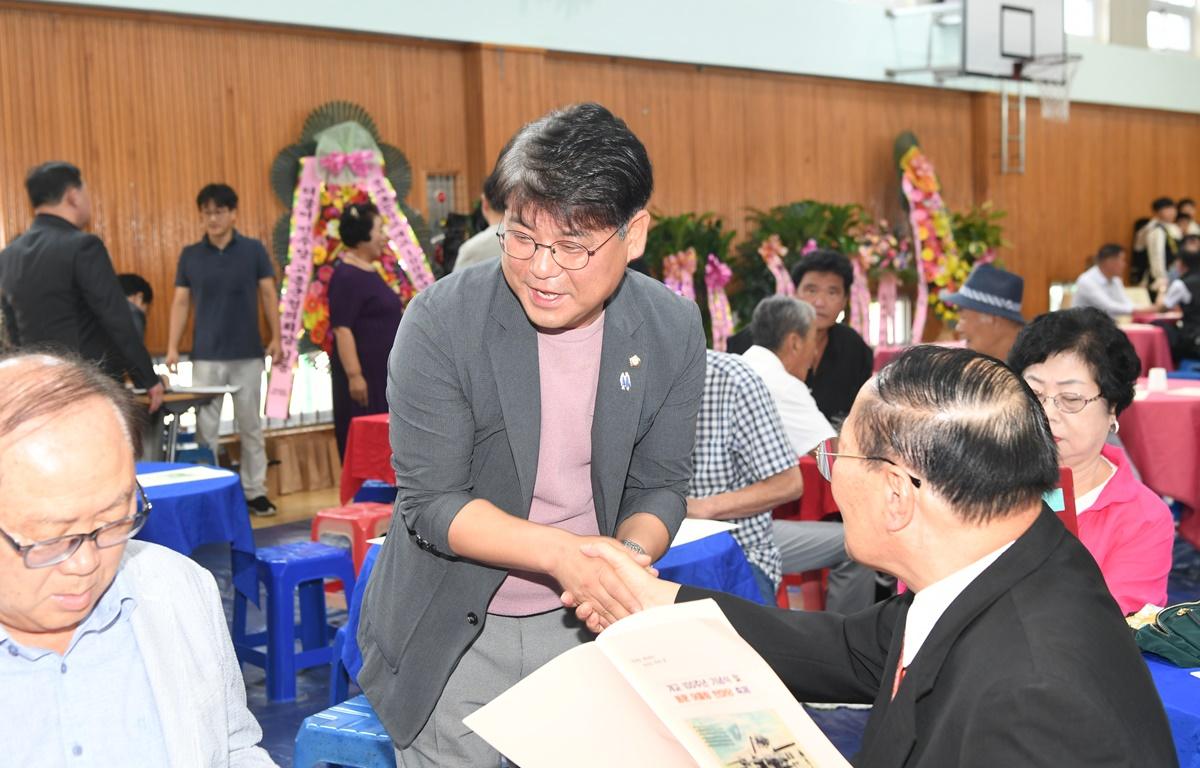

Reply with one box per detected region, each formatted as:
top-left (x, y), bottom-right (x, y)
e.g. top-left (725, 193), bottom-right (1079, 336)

top-left (772, 519), bottom-right (877, 614)
top-left (192, 358), bottom-right (267, 499)
top-left (397, 609), bottom-right (590, 768)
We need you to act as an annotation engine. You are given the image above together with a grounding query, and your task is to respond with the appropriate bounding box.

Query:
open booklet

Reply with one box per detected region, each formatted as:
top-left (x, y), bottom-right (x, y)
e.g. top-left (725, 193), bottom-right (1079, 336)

top-left (464, 599), bottom-right (852, 768)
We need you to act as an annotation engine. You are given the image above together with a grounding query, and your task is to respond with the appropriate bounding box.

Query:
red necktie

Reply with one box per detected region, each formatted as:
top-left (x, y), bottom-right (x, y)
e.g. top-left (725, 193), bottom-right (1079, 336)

top-left (891, 644), bottom-right (906, 700)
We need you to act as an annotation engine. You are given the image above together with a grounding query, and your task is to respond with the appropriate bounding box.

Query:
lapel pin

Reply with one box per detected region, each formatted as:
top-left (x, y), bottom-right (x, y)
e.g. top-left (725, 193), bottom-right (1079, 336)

top-left (619, 371), bottom-right (632, 391)
top-left (629, 355), bottom-right (641, 367)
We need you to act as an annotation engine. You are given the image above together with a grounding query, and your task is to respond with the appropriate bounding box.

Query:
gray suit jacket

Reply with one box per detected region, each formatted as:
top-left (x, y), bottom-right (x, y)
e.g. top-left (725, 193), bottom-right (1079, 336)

top-left (358, 262), bottom-right (706, 746)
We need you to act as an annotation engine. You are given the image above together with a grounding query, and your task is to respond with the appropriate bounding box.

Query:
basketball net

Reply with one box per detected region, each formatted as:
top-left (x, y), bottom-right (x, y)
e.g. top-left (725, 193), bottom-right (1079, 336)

top-left (1018, 55), bottom-right (1082, 123)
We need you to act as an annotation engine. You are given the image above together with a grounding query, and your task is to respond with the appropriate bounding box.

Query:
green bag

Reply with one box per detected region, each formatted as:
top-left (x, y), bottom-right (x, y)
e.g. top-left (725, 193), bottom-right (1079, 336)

top-left (1134, 601), bottom-right (1200, 667)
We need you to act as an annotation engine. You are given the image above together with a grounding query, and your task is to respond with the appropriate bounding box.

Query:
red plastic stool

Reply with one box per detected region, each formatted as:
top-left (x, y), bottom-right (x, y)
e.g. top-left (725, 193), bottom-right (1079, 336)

top-left (776, 570), bottom-right (827, 611)
top-left (311, 503), bottom-right (392, 590)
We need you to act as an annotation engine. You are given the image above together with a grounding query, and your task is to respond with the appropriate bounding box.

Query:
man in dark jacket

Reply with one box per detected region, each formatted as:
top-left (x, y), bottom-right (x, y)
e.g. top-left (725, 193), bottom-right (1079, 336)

top-left (572, 346), bottom-right (1177, 768)
top-left (0, 162), bottom-right (162, 411)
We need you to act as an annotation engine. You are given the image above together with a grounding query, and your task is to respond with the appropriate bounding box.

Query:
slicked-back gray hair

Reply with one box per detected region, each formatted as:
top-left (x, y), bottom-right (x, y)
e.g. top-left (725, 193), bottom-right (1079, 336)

top-left (854, 346), bottom-right (1058, 524)
top-left (750, 295), bottom-right (816, 352)
top-left (0, 352), bottom-right (141, 461)
top-left (488, 102), bottom-right (652, 234)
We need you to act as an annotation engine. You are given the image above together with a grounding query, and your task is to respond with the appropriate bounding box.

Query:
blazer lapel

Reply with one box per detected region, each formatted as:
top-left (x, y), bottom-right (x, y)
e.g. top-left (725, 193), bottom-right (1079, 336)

top-left (591, 276), bottom-right (646, 534)
top-left (857, 599), bottom-right (918, 768)
top-left (486, 278), bottom-right (542, 515)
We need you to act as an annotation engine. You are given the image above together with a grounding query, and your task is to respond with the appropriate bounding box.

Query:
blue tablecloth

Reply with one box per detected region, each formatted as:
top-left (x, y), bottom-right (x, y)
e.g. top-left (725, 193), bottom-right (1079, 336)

top-left (1145, 654), bottom-right (1200, 768)
top-left (135, 461), bottom-right (257, 601)
top-left (340, 532), bottom-right (763, 684)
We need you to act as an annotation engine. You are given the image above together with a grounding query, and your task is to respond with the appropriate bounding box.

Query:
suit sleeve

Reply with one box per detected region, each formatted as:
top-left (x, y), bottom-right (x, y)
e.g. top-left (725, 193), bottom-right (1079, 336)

top-left (386, 291), bottom-right (475, 555)
top-left (74, 236), bottom-right (157, 388)
top-left (962, 677), bottom-right (1147, 767)
top-left (616, 301), bottom-right (706, 536)
top-left (198, 566), bottom-right (279, 766)
top-left (677, 585), bottom-right (891, 704)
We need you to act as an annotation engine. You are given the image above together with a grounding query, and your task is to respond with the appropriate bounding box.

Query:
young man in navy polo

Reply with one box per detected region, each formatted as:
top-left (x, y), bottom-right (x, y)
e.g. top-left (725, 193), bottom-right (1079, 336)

top-left (167, 184), bottom-right (281, 516)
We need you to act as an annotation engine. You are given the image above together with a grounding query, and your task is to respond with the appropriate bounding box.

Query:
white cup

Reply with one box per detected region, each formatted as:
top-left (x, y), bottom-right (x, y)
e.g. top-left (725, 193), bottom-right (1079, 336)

top-left (1147, 367), bottom-right (1168, 392)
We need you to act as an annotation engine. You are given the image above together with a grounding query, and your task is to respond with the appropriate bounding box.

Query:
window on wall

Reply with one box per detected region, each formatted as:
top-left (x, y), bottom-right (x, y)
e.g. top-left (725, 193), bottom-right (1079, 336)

top-left (1147, 0), bottom-right (1195, 52)
top-left (1065, 0), bottom-right (1097, 37)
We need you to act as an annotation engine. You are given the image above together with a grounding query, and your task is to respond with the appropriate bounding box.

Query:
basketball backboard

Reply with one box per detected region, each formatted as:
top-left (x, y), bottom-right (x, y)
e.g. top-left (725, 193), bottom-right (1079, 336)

top-left (963, 0), bottom-right (1065, 80)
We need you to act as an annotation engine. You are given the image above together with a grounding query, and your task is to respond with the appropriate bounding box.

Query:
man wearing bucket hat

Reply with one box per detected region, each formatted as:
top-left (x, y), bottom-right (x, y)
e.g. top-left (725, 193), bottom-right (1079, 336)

top-left (941, 263), bottom-right (1025, 361)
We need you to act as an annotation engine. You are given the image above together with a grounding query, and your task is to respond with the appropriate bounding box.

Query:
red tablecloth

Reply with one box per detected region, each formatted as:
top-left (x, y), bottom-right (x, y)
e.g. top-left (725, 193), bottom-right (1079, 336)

top-left (1121, 324), bottom-right (1174, 377)
top-left (340, 413), bottom-right (393, 503)
top-left (1131, 310), bottom-right (1181, 325)
top-left (873, 340), bottom-right (966, 373)
top-left (1119, 378), bottom-right (1200, 547)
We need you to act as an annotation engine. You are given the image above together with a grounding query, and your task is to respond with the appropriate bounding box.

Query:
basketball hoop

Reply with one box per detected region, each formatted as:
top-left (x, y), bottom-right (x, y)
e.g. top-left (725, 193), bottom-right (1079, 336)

top-left (1019, 53), bottom-right (1082, 122)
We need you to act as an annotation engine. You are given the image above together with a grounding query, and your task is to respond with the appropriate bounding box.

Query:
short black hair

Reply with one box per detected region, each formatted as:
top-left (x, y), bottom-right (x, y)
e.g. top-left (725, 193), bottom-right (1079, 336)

top-left (196, 183), bottom-right (238, 210)
top-left (790, 249), bottom-right (853, 294)
top-left (1007, 307), bottom-right (1141, 416)
top-left (489, 102), bottom-right (653, 233)
top-left (117, 273), bottom-right (153, 304)
top-left (855, 346), bottom-right (1058, 524)
top-left (1181, 247), bottom-right (1200, 272)
top-left (1152, 197), bottom-right (1176, 212)
top-left (1179, 197), bottom-right (1195, 209)
top-left (25, 162), bottom-right (83, 208)
top-left (1095, 243), bottom-right (1124, 263)
top-left (339, 203), bottom-right (380, 249)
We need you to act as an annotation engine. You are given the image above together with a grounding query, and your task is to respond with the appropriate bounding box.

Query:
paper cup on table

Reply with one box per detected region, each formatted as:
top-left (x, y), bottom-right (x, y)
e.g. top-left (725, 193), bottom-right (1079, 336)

top-left (1147, 367), bottom-right (1168, 392)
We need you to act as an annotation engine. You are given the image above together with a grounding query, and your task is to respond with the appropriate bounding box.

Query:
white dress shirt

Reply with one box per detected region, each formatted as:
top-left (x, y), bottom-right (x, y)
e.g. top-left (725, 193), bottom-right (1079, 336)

top-left (1072, 265), bottom-right (1133, 317)
top-left (1161, 278), bottom-right (1193, 310)
top-left (741, 344), bottom-right (836, 456)
top-left (901, 540), bottom-right (1015, 668)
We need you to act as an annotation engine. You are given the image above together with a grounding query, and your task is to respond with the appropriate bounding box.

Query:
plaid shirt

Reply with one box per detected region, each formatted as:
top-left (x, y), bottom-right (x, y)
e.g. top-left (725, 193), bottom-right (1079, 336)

top-left (689, 351), bottom-right (796, 587)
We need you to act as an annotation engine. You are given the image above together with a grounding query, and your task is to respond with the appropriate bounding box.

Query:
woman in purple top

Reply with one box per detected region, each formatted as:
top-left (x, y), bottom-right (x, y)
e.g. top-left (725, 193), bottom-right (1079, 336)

top-left (328, 203), bottom-right (404, 456)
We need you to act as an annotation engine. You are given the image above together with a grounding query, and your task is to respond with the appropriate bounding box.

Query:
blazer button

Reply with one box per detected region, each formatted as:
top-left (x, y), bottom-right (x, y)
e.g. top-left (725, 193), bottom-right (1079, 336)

top-left (466, 612), bottom-right (479, 625)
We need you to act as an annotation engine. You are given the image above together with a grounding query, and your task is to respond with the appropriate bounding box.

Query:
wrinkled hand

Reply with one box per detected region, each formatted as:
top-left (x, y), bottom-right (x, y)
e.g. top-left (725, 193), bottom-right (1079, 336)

top-left (563, 543), bottom-right (680, 634)
top-left (551, 537), bottom-right (653, 629)
top-left (146, 382), bottom-right (165, 413)
top-left (348, 374), bottom-right (369, 407)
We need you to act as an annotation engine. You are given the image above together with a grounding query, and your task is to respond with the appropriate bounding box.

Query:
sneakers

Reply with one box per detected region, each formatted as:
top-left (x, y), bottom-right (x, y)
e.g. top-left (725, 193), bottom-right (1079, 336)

top-left (246, 495), bottom-right (277, 517)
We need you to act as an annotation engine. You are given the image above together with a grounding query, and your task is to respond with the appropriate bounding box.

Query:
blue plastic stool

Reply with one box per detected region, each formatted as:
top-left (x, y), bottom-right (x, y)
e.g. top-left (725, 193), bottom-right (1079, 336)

top-left (173, 444), bottom-right (216, 465)
top-left (1167, 370), bottom-right (1200, 380)
top-left (232, 541), bottom-right (356, 702)
top-left (294, 694), bottom-right (396, 768)
top-left (1179, 359), bottom-right (1200, 373)
top-left (352, 480), bottom-right (398, 504)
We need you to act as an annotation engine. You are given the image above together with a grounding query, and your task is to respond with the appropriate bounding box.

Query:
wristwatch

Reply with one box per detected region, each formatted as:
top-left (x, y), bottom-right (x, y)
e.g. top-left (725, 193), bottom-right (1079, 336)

top-left (621, 539), bottom-right (646, 556)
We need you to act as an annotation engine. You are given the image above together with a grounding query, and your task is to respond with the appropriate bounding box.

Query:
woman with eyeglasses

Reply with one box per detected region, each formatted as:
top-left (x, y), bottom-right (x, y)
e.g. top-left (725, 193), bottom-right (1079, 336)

top-left (1007, 306), bottom-right (1174, 615)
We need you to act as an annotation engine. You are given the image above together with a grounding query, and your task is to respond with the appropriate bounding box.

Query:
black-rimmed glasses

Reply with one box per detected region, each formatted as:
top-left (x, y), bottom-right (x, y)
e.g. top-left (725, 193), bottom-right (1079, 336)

top-left (496, 224), bottom-right (625, 271)
top-left (0, 483), bottom-right (152, 569)
top-left (814, 439), bottom-right (921, 488)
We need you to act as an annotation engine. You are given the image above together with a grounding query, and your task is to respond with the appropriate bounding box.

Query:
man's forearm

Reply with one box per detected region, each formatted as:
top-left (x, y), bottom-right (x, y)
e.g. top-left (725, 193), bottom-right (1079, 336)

top-left (167, 297), bottom-right (189, 350)
top-left (260, 281), bottom-right (280, 339)
top-left (446, 497), bottom-right (578, 574)
top-left (689, 467), bottom-right (803, 521)
top-left (615, 512), bottom-right (671, 560)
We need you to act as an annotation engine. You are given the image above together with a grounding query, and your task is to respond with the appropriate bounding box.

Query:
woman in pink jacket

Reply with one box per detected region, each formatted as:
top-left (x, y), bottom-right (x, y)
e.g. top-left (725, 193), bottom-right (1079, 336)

top-left (1009, 306), bottom-right (1174, 614)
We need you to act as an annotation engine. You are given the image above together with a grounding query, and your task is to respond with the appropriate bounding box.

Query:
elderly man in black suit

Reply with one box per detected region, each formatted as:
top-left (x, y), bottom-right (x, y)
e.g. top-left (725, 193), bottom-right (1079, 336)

top-left (0, 162), bottom-right (162, 412)
top-left (572, 346), bottom-right (1177, 768)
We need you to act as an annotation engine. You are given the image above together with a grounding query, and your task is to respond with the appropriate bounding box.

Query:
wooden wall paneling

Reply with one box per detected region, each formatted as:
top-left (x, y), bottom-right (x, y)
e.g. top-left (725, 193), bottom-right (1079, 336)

top-left (0, 3), bottom-right (471, 354)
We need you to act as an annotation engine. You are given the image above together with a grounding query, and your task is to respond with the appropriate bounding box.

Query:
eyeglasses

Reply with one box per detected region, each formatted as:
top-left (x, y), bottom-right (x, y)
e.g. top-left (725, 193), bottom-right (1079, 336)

top-left (1029, 390), bottom-right (1104, 415)
top-left (496, 224), bottom-right (625, 271)
top-left (0, 483), bottom-right (151, 569)
top-left (814, 439), bottom-right (921, 488)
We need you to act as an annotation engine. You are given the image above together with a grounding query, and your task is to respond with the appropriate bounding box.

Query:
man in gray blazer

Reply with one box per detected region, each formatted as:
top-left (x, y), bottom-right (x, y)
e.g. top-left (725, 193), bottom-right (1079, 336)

top-left (359, 103), bottom-right (706, 766)
top-left (0, 352), bottom-right (275, 767)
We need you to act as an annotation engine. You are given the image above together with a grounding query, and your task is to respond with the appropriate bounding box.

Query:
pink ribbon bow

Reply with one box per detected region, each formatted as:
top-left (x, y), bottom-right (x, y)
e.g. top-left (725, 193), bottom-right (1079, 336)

top-left (319, 150), bottom-right (376, 178)
top-left (758, 234), bottom-right (795, 296)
